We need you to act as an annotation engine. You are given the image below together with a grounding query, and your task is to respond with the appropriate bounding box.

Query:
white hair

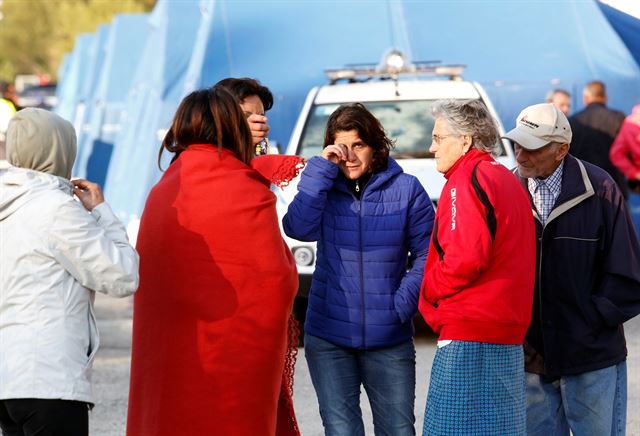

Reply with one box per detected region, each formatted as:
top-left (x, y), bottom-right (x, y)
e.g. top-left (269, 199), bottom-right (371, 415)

top-left (432, 99), bottom-right (500, 154)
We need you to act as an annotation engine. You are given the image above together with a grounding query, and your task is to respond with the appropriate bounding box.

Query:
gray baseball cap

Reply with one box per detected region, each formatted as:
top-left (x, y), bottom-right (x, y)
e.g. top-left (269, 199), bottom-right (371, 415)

top-left (502, 103), bottom-right (572, 150)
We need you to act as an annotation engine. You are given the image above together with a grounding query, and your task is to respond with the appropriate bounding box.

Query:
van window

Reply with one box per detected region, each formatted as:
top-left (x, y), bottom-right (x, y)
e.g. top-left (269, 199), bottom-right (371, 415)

top-left (296, 100), bottom-right (505, 160)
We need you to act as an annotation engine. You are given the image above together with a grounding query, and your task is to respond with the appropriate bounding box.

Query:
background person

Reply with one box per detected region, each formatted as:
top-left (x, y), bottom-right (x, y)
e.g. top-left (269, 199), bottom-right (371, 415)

top-left (570, 80), bottom-right (628, 197)
top-left (419, 99), bottom-right (536, 435)
top-left (170, 77), bottom-right (272, 164)
top-left (0, 100), bottom-right (15, 156)
top-left (126, 86), bottom-right (300, 436)
top-left (0, 82), bottom-right (20, 111)
top-left (504, 103), bottom-right (640, 435)
top-left (217, 75), bottom-right (305, 428)
top-left (0, 108), bottom-right (139, 436)
top-left (216, 77), bottom-right (272, 152)
top-left (283, 102), bottom-right (434, 436)
top-left (545, 88), bottom-right (571, 117)
top-left (610, 103), bottom-right (640, 194)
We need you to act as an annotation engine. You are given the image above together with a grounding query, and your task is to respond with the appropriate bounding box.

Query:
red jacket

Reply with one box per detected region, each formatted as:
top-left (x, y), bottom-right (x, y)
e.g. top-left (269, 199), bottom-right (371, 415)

top-left (610, 105), bottom-right (640, 181)
top-left (419, 149), bottom-right (536, 344)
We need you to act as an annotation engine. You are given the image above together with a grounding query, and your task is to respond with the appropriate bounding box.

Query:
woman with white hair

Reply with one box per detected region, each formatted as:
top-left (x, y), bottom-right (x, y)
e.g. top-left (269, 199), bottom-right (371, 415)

top-left (0, 108), bottom-right (139, 436)
top-left (419, 100), bottom-right (536, 435)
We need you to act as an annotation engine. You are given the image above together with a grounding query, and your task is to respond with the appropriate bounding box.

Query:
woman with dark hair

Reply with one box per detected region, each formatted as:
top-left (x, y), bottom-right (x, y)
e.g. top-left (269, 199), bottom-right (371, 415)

top-left (127, 85), bottom-right (301, 436)
top-left (283, 103), bottom-right (435, 435)
top-left (216, 77), bottom-right (273, 152)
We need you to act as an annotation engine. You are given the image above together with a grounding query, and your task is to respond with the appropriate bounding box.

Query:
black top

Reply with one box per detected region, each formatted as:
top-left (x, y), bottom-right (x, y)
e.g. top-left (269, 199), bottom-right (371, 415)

top-left (569, 102), bottom-right (628, 197)
top-left (345, 172), bottom-right (372, 199)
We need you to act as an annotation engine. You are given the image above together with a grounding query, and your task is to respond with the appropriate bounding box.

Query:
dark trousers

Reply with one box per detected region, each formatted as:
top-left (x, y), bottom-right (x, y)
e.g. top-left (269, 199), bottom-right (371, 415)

top-left (0, 399), bottom-right (88, 436)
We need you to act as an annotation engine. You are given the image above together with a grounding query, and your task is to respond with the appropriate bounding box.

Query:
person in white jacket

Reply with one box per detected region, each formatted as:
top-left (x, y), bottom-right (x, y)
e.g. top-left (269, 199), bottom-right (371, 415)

top-left (0, 108), bottom-right (139, 436)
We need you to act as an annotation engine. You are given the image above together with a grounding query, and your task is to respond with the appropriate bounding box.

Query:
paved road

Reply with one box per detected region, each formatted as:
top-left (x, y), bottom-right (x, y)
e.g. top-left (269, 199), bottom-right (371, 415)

top-left (91, 294), bottom-right (640, 435)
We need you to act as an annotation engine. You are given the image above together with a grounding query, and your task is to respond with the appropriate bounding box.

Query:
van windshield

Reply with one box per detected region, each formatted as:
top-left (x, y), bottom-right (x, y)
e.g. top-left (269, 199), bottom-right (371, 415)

top-left (296, 100), bottom-right (505, 160)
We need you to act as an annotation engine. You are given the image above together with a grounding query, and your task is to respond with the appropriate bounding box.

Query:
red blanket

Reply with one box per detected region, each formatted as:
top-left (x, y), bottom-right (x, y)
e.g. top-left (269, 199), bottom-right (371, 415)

top-left (127, 145), bottom-right (300, 435)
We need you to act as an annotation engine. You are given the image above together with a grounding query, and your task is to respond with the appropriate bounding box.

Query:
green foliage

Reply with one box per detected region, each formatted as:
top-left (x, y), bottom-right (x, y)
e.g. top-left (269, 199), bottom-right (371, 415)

top-left (0, 0), bottom-right (156, 82)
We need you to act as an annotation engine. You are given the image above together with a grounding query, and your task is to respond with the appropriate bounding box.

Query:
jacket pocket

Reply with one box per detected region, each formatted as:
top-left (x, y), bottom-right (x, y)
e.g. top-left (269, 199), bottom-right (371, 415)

top-left (550, 235), bottom-right (601, 319)
top-left (85, 303), bottom-right (100, 367)
top-left (552, 236), bottom-right (600, 242)
top-left (550, 235), bottom-right (601, 281)
top-left (392, 293), bottom-right (406, 324)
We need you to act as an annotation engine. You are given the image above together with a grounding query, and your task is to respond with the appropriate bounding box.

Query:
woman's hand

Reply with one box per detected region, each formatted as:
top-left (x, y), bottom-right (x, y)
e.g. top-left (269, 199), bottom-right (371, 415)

top-left (321, 144), bottom-right (351, 164)
top-left (72, 179), bottom-right (105, 211)
top-left (247, 113), bottom-right (269, 146)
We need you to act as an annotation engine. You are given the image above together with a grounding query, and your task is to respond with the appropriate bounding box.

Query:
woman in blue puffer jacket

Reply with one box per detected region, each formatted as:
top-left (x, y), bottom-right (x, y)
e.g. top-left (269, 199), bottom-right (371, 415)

top-left (283, 103), bottom-right (434, 436)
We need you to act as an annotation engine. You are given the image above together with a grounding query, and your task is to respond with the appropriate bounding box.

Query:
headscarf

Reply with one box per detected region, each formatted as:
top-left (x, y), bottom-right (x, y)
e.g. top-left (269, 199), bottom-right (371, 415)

top-left (5, 108), bottom-right (76, 179)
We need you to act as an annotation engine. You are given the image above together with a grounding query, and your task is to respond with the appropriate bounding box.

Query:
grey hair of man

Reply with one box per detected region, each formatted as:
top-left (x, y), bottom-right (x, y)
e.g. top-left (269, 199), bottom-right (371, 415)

top-left (545, 88), bottom-right (571, 102)
top-left (431, 99), bottom-right (500, 155)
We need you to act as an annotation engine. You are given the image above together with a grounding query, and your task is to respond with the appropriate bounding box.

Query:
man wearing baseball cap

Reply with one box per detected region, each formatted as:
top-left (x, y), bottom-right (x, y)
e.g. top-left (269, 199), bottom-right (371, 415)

top-left (504, 103), bottom-right (640, 435)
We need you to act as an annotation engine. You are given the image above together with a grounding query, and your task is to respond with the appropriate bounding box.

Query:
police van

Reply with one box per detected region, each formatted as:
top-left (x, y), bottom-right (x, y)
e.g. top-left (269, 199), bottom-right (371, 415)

top-left (276, 50), bottom-right (515, 296)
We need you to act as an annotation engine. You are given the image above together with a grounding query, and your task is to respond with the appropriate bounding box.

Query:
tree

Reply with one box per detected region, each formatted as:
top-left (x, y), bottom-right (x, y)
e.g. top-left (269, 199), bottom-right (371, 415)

top-left (0, 0), bottom-right (156, 82)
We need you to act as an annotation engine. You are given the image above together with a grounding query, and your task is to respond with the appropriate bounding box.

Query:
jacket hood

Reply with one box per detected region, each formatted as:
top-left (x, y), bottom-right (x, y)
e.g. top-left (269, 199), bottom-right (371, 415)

top-left (0, 161), bottom-right (73, 221)
top-left (5, 108), bottom-right (77, 179)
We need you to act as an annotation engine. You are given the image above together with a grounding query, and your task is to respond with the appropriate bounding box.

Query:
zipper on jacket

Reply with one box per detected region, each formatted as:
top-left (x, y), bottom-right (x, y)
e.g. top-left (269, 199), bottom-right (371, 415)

top-left (357, 196), bottom-right (366, 348)
top-left (354, 175), bottom-right (372, 349)
top-left (537, 222), bottom-right (547, 369)
top-left (354, 176), bottom-right (372, 348)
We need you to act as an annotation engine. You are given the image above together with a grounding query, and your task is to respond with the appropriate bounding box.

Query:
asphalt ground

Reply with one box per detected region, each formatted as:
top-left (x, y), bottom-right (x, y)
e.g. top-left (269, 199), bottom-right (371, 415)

top-left (90, 294), bottom-right (640, 435)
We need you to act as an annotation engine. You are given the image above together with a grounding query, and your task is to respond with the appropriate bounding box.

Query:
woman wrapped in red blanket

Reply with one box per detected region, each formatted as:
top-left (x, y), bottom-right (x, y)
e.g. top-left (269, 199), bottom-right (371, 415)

top-left (127, 85), bottom-right (302, 436)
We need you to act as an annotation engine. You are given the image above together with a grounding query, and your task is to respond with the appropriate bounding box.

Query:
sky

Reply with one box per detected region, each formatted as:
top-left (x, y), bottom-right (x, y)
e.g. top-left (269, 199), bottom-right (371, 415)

top-left (601, 0), bottom-right (640, 18)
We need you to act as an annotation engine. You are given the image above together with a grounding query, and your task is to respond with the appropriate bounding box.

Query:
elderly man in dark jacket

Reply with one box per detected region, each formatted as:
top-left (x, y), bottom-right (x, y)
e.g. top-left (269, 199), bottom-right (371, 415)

top-left (570, 80), bottom-right (628, 197)
top-left (504, 103), bottom-right (640, 436)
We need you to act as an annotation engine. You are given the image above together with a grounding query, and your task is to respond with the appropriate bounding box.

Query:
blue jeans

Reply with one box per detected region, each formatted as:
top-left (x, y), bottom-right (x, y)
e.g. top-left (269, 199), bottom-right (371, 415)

top-left (526, 361), bottom-right (627, 436)
top-left (304, 334), bottom-right (416, 436)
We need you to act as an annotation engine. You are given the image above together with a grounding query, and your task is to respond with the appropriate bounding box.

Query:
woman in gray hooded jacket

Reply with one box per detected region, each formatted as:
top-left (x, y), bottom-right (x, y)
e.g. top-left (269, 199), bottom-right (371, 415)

top-left (0, 108), bottom-right (139, 436)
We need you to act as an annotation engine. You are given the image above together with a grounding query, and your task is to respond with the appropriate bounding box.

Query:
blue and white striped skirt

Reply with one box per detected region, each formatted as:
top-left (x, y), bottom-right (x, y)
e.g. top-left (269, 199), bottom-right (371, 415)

top-left (422, 341), bottom-right (526, 435)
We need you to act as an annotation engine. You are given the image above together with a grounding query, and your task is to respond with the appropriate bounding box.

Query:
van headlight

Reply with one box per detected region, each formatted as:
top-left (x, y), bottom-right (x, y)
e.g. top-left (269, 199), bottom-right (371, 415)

top-left (293, 247), bottom-right (314, 267)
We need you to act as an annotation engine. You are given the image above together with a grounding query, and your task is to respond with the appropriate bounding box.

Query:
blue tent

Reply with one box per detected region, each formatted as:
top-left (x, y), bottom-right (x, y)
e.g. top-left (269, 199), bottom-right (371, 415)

top-left (73, 24), bottom-right (112, 178)
top-left (598, 1), bottom-right (640, 68)
top-left (91, 0), bottom-right (640, 225)
top-left (73, 14), bottom-right (149, 188)
top-left (181, 0), bottom-right (640, 138)
top-left (401, 1), bottom-right (640, 126)
top-left (56, 54), bottom-right (71, 94)
top-left (55, 33), bottom-right (97, 126)
top-left (183, 0), bottom-right (410, 148)
top-left (104, 0), bottom-right (205, 223)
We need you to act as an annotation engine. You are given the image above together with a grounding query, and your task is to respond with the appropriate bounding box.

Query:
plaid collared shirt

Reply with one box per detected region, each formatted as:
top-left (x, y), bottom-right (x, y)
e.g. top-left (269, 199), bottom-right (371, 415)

top-left (528, 160), bottom-right (564, 225)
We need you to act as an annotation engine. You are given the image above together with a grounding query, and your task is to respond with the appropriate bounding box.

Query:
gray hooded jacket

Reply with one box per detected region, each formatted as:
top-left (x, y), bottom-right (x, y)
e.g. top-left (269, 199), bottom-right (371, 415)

top-left (0, 109), bottom-right (139, 403)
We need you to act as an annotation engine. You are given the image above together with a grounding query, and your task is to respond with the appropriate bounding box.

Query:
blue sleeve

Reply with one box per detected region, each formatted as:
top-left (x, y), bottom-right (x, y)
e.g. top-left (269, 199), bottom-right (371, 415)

top-left (592, 181), bottom-right (640, 326)
top-left (282, 156), bottom-right (339, 242)
top-left (394, 179), bottom-right (435, 323)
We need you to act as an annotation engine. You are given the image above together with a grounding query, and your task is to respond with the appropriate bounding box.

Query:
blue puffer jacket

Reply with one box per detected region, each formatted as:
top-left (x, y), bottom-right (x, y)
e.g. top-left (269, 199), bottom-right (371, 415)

top-left (283, 156), bottom-right (434, 349)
